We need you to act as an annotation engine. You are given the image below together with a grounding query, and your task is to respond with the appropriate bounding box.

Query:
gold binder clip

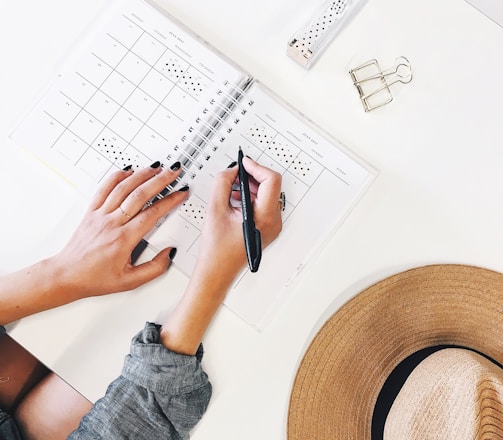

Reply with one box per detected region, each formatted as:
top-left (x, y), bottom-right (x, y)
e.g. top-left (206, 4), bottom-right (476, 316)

top-left (349, 56), bottom-right (412, 112)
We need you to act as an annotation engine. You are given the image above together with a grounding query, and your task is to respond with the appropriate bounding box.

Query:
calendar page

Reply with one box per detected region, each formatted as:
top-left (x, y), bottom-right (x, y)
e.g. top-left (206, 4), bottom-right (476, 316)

top-left (12, 0), bottom-right (244, 191)
top-left (12, 0), bottom-right (376, 329)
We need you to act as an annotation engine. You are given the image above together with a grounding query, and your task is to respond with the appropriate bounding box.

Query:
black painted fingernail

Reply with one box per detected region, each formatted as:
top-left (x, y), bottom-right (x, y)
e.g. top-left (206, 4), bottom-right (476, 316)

top-left (122, 165), bottom-right (133, 171)
top-left (170, 161), bottom-right (181, 171)
top-left (227, 161), bottom-right (237, 168)
top-left (150, 161), bottom-right (161, 169)
top-left (169, 247), bottom-right (177, 260)
top-left (178, 185), bottom-right (189, 192)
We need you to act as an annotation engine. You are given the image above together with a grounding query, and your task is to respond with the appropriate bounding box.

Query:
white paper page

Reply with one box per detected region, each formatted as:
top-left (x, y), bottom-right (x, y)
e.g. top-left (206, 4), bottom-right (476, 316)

top-left (464, 0), bottom-right (503, 27)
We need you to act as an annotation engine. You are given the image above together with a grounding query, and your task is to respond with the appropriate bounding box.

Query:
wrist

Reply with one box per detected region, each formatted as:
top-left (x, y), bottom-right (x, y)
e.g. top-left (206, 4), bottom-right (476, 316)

top-left (0, 256), bottom-right (81, 325)
top-left (42, 254), bottom-right (86, 302)
top-left (191, 255), bottom-right (244, 297)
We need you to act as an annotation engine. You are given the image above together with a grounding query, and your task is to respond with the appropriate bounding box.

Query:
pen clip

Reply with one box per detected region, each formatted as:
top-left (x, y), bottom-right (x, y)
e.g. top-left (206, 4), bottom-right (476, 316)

top-left (243, 223), bottom-right (262, 273)
top-left (251, 228), bottom-right (262, 272)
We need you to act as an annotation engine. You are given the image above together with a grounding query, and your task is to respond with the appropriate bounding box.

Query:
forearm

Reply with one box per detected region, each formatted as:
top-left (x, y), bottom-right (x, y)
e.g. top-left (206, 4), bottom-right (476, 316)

top-left (0, 256), bottom-right (77, 325)
top-left (159, 261), bottom-right (242, 355)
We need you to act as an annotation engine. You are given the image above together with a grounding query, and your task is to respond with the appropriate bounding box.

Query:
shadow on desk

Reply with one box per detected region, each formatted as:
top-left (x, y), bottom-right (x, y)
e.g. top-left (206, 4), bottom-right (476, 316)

top-left (0, 332), bottom-right (94, 438)
top-left (0, 334), bottom-right (49, 413)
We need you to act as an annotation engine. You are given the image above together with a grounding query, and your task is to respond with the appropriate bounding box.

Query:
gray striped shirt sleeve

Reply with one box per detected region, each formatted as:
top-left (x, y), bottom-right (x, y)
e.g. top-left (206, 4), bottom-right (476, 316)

top-left (69, 322), bottom-right (212, 440)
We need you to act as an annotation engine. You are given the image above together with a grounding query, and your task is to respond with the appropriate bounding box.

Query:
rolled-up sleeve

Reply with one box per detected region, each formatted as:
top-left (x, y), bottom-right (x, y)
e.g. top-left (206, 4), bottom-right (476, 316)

top-left (69, 322), bottom-right (212, 439)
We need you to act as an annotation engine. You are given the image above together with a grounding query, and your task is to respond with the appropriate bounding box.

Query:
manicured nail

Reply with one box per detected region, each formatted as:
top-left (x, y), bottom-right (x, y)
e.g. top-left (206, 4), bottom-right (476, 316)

top-left (122, 165), bottom-right (133, 171)
top-left (227, 161), bottom-right (237, 168)
top-left (169, 247), bottom-right (177, 260)
top-left (170, 161), bottom-right (181, 171)
top-left (150, 161), bottom-right (161, 169)
top-left (178, 185), bottom-right (190, 192)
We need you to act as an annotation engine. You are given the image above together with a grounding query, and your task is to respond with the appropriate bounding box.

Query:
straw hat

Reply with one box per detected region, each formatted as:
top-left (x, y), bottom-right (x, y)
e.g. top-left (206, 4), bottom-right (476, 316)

top-left (288, 264), bottom-right (503, 439)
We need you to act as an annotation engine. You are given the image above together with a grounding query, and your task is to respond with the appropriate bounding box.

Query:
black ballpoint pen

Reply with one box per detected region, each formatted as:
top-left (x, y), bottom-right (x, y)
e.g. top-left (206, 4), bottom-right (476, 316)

top-left (238, 147), bottom-right (262, 272)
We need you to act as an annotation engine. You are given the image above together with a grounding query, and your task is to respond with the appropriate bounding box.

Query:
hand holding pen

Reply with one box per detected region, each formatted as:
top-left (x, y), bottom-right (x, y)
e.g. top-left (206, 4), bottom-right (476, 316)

top-left (191, 153), bottom-right (283, 289)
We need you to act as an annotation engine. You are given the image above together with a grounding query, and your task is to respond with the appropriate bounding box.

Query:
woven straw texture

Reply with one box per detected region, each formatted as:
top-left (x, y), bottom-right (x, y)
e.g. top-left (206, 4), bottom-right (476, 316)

top-left (288, 264), bottom-right (503, 439)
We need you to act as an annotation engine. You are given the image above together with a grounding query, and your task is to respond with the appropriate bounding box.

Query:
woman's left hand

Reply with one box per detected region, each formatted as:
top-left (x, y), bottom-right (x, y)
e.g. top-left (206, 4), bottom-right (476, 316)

top-left (53, 162), bottom-right (189, 298)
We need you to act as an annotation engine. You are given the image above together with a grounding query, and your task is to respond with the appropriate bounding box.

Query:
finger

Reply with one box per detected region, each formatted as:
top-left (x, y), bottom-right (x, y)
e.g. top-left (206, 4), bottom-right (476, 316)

top-left (89, 168), bottom-right (133, 211)
top-left (119, 162), bottom-right (183, 220)
top-left (101, 161), bottom-right (164, 213)
top-left (210, 166), bottom-right (239, 210)
top-left (242, 156), bottom-right (278, 184)
top-left (126, 186), bottom-right (190, 236)
top-left (242, 157), bottom-right (282, 211)
top-left (123, 248), bottom-right (173, 289)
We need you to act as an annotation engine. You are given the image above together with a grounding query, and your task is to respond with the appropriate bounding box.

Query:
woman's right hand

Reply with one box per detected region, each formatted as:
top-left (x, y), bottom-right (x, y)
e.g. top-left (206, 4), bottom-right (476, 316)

top-left (193, 156), bottom-right (283, 288)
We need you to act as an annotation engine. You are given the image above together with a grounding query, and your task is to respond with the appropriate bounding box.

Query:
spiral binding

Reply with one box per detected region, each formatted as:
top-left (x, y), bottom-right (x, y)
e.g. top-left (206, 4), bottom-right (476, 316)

top-left (151, 75), bottom-right (255, 205)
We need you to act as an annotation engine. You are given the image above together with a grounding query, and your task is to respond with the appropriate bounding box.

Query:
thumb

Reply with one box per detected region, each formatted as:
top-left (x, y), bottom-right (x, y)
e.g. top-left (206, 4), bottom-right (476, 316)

top-left (124, 248), bottom-right (173, 289)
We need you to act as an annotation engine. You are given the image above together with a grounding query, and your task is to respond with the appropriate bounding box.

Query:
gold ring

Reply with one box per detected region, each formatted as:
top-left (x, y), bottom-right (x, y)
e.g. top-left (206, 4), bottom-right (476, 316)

top-left (119, 206), bottom-right (132, 219)
top-left (278, 192), bottom-right (286, 211)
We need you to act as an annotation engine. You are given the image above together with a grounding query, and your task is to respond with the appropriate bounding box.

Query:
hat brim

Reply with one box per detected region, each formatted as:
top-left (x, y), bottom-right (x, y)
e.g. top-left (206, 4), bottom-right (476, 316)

top-left (287, 264), bottom-right (503, 439)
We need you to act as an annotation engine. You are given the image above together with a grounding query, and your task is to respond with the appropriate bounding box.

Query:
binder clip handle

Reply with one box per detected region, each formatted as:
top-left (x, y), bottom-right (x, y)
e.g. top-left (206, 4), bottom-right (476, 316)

top-left (349, 56), bottom-right (413, 112)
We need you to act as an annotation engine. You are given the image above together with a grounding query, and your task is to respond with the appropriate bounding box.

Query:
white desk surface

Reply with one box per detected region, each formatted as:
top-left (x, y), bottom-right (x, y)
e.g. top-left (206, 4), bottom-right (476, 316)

top-left (1, 0), bottom-right (502, 438)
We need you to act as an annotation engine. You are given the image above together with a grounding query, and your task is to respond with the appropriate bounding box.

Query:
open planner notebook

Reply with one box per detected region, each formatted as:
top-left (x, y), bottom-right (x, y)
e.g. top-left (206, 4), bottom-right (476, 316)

top-left (12, 0), bottom-right (376, 330)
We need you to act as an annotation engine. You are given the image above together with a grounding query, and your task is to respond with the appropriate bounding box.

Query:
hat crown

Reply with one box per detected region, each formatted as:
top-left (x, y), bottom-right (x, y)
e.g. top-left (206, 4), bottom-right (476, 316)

top-left (384, 348), bottom-right (503, 439)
